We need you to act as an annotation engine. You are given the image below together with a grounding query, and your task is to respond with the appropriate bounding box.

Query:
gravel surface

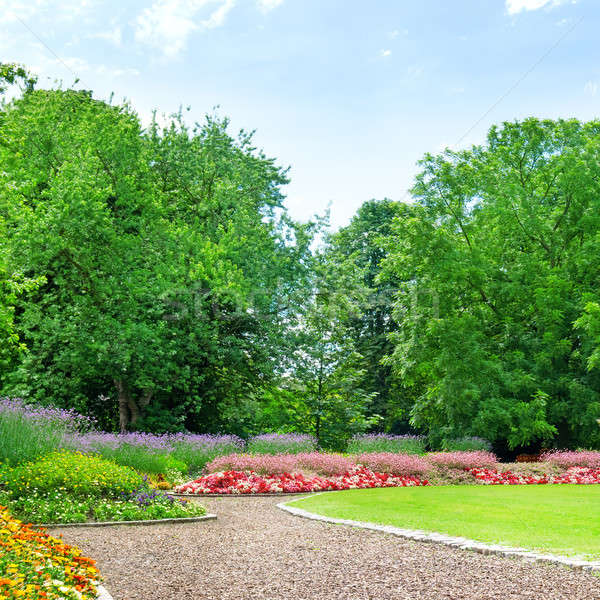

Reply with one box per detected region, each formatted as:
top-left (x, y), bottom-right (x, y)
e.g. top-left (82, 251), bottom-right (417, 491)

top-left (54, 496), bottom-right (600, 600)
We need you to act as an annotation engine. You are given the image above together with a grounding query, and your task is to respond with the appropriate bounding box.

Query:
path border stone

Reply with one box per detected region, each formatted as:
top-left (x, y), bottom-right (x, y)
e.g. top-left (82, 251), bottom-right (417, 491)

top-left (278, 498), bottom-right (600, 573)
top-left (40, 514), bottom-right (217, 528)
top-left (97, 585), bottom-right (113, 600)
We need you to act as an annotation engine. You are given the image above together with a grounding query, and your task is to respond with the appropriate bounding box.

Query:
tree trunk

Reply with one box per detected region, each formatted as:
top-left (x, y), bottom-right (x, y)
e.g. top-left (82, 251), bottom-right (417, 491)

top-left (115, 379), bottom-right (129, 433)
top-left (127, 395), bottom-right (140, 427)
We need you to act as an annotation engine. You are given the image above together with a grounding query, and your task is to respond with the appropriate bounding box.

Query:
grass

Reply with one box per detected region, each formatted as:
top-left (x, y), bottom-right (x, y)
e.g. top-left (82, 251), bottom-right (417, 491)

top-left (289, 485), bottom-right (600, 560)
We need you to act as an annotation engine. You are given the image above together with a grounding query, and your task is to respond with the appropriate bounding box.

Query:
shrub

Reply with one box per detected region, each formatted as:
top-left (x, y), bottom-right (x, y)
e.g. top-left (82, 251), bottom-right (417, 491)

top-left (426, 450), bottom-right (498, 470)
top-left (499, 462), bottom-right (563, 477)
top-left (539, 450), bottom-right (600, 470)
top-left (354, 452), bottom-right (432, 476)
top-left (169, 433), bottom-right (244, 473)
top-left (205, 452), bottom-right (356, 476)
top-left (442, 436), bottom-right (492, 452)
top-left (426, 467), bottom-right (480, 486)
top-left (0, 505), bottom-right (100, 599)
top-left (296, 453), bottom-right (357, 475)
top-left (347, 433), bottom-right (426, 454)
top-left (1, 450), bottom-right (143, 499)
top-left (72, 431), bottom-right (242, 475)
top-left (0, 397), bottom-right (95, 466)
top-left (246, 433), bottom-right (317, 454)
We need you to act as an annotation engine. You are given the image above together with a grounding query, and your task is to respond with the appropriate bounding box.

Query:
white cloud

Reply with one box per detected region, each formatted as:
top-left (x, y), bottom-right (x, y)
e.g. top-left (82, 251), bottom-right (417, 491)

top-left (256, 0), bottom-right (283, 13)
top-left (505, 0), bottom-right (571, 15)
top-left (89, 27), bottom-right (122, 47)
top-left (584, 81), bottom-right (598, 96)
top-left (0, 0), bottom-right (96, 25)
top-left (134, 0), bottom-right (236, 59)
top-left (0, 0), bottom-right (49, 25)
top-left (380, 49), bottom-right (392, 58)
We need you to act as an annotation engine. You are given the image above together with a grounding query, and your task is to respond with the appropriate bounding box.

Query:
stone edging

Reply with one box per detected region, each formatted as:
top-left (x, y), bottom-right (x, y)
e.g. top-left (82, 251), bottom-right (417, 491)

top-left (39, 514), bottom-right (217, 528)
top-left (277, 499), bottom-right (600, 573)
top-left (97, 585), bottom-right (113, 600)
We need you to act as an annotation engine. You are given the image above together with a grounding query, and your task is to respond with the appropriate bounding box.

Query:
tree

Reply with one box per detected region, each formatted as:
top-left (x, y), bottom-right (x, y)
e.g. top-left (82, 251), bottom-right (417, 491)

top-left (280, 250), bottom-right (379, 450)
top-left (0, 83), bottom-right (312, 432)
top-left (328, 199), bottom-right (410, 430)
top-left (381, 118), bottom-right (600, 451)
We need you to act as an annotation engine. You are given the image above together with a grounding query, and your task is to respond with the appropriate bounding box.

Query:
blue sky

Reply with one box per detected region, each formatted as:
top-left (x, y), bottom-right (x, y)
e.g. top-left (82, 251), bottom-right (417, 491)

top-left (1, 0), bottom-right (598, 228)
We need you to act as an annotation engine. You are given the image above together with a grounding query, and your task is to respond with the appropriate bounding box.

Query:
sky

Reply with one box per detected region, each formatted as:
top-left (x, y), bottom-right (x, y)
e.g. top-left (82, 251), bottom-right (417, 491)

top-left (1, 0), bottom-right (599, 229)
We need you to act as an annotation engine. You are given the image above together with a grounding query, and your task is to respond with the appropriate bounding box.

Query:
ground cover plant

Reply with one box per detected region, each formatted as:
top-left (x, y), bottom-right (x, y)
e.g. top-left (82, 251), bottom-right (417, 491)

top-left (0, 505), bottom-right (100, 599)
top-left (288, 485), bottom-right (600, 560)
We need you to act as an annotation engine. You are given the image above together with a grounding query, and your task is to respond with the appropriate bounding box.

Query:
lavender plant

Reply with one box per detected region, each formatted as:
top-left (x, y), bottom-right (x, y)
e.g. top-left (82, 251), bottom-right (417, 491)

top-left (347, 433), bottom-right (426, 455)
top-left (246, 433), bottom-right (318, 455)
top-left (71, 431), bottom-right (243, 475)
top-left (0, 398), bottom-right (95, 466)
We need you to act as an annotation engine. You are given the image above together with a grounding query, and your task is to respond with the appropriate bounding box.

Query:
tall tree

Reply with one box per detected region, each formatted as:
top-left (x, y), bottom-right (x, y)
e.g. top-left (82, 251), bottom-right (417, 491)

top-left (328, 199), bottom-right (409, 430)
top-left (382, 118), bottom-right (600, 451)
top-left (0, 83), bottom-right (312, 432)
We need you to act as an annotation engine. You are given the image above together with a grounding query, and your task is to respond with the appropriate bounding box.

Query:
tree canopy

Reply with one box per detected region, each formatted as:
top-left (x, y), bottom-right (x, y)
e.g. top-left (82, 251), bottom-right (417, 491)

top-left (2, 64), bottom-right (600, 452)
top-left (381, 118), bottom-right (600, 450)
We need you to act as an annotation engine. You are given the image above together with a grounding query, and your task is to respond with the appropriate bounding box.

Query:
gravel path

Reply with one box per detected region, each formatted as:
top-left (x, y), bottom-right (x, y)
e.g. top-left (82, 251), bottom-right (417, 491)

top-left (55, 496), bottom-right (600, 600)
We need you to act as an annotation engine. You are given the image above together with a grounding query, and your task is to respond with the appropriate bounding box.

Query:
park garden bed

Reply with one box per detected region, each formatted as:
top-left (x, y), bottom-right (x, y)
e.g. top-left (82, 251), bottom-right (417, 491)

top-left (0, 505), bottom-right (101, 600)
top-left (175, 451), bottom-right (600, 495)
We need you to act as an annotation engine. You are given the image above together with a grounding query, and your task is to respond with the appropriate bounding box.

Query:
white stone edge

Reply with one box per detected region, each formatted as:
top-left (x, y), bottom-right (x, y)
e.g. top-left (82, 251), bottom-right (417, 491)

top-left (97, 585), bottom-right (113, 600)
top-left (277, 497), bottom-right (600, 573)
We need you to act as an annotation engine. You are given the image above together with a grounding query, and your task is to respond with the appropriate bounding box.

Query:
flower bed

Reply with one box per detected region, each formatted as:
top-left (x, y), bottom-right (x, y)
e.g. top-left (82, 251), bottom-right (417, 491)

top-left (1, 451), bottom-right (206, 524)
top-left (205, 452), bottom-right (357, 476)
top-left (540, 450), bottom-right (600, 470)
top-left (176, 466), bottom-right (428, 495)
top-left (469, 466), bottom-right (600, 485)
top-left (0, 505), bottom-right (100, 600)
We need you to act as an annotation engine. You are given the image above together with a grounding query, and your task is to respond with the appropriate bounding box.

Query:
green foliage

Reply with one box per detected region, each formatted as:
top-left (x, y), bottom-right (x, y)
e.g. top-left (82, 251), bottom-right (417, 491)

top-left (274, 248), bottom-right (380, 450)
top-left (0, 83), bottom-right (313, 433)
top-left (0, 402), bottom-right (73, 466)
top-left (381, 118), bottom-right (600, 450)
top-left (442, 437), bottom-right (492, 452)
top-left (347, 434), bottom-right (426, 454)
top-left (92, 445), bottom-right (188, 476)
top-left (328, 199), bottom-right (408, 428)
top-left (0, 62), bottom-right (36, 94)
top-left (1, 451), bottom-right (143, 499)
top-left (1, 489), bottom-right (205, 524)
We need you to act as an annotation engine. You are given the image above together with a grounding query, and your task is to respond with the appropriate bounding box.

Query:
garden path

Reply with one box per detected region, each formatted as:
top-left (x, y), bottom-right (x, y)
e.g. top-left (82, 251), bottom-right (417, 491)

top-left (56, 496), bottom-right (600, 600)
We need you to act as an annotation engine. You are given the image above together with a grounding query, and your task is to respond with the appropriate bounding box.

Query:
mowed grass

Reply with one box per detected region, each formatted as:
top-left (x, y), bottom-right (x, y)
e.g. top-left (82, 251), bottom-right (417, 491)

top-left (289, 485), bottom-right (600, 559)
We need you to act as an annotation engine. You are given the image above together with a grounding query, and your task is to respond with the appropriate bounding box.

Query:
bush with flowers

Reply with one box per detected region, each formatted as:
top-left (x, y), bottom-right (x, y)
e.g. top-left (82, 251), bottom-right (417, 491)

top-left (0, 451), bottom-right (206, 524)
top-left (176, 466), bottom-right (427, 495)
top-left (0, 505), bottom-right (100, 600)
top-left (469, 466), bottom-right (600, 485)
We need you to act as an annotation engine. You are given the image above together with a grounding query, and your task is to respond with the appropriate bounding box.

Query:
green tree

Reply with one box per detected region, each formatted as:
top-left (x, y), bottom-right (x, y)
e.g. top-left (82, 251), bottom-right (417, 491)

top-left (382, 118), bottom-right (600, 451)
top-left (328, 199), bottom-right (411, 430)
top-left (280, 251), bottom-right (379, 450)
top-left (0, 83), bottom-right (312, 433)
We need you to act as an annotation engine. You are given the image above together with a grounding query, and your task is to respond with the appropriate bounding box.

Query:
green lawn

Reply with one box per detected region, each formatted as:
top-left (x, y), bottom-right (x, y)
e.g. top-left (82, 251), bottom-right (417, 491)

top-left (289, 485), bottom-right (600, 560)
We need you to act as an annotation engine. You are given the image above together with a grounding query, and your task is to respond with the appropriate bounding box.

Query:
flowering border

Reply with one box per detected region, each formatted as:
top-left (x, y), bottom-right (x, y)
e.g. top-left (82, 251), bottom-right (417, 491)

top-left (278, 498), bottom-right (600, 573)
